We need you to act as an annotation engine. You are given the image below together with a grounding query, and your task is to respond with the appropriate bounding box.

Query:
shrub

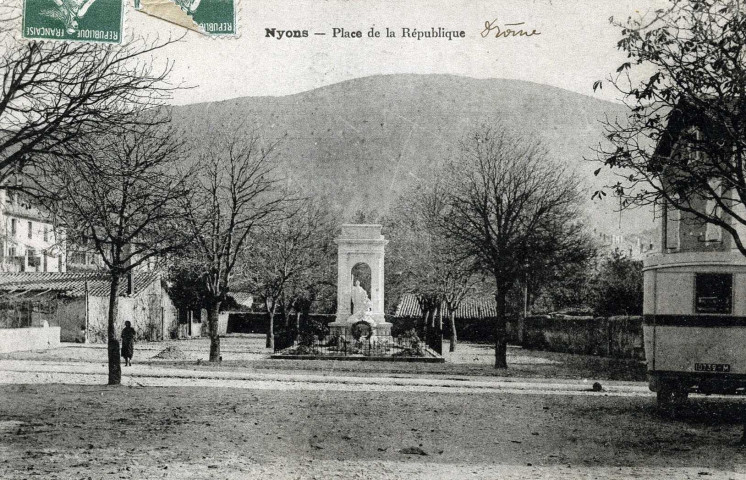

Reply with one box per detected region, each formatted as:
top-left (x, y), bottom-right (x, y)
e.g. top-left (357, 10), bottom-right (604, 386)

top-left (298, 331), bottom-right (316, 347)
top-left (394, 329), bottom-right (425, 357)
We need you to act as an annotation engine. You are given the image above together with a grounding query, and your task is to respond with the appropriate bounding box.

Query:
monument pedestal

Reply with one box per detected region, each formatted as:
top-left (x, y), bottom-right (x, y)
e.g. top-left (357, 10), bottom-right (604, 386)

top-left (328, 317), bottom-right (392, 341)
top-left (373, 321), bottom-right (392, 337)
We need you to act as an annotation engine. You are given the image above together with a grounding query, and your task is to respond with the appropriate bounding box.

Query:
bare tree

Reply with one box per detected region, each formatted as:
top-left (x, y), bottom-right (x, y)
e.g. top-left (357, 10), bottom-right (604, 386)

top-left (388, 179), bottom-right (482, 352)
top-left (436, 251), bottom-right (480, 352)
top-left (44, 122), bottom-right (193, 385)
top-left (420, 178), bottom-right (485, 352)
top-left (243, 199), bottom-right (336, 349)
top-left (281, 202), bottom-right (338, 339)
top-left (594, 0), bottom-right (746, 252)
top-left (0, 32), bottom-right (177, 195)
top-left (386, 193), bottom-right (441, 334)
top-left (438, 126), bottom-right (586, 368)
top-left (182, 128), bottom-right (286, 362)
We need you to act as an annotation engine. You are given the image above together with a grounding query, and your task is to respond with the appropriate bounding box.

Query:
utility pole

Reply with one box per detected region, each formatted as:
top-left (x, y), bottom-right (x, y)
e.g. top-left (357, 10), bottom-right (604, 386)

top-left (84, 280), bottom-right (89, 343)
top-left (519, 264), bottom-right (528, 345)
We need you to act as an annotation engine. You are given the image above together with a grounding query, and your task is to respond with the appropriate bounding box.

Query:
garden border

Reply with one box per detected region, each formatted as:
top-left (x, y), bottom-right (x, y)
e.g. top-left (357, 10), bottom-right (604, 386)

top-left (270, 346), bottom-right (445, 363)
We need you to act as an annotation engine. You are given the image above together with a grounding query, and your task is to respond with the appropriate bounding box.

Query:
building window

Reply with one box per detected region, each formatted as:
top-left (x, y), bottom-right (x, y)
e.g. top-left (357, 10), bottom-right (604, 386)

top-left (695, 273), bottom-right (732, 314)
top-left (665, 203), bottom-right (680, 250)
top-left (27, 221), bottom-right (32, 239)
top-left (10, 219), bottom-right (16, 236)
top-left (70, 252), bottom-right (86, 264)
top-left (685, 127), bottom-right (704, 162)
top-left (8, 246), bottom-right (15, 257)
top-left (27, 248), bottom-right (39, 268)
top-left (705, 218), bottom-right (723, 243)
top-left (43, 226), bottom-right (49, 243)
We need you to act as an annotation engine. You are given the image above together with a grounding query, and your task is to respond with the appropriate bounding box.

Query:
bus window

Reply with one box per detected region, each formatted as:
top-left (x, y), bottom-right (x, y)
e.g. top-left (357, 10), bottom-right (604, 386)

top-left (695, 273), bottom-right (732, 314)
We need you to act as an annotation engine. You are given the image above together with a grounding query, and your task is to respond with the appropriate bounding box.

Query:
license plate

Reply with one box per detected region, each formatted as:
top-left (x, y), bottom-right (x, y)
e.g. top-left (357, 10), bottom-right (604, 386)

top-left (695, 363), bottom-right (731, 373)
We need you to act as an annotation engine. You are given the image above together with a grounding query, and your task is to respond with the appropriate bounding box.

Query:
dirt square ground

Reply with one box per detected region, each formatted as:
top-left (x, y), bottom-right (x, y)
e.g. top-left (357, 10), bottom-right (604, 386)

top-left (1, 383), bottom-right (746, 479)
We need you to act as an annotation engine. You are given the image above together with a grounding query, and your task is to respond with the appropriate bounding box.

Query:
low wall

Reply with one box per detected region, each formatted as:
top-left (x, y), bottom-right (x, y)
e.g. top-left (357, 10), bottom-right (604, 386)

top-left (227, 313), bottom-right (337, 335)
top-left (391, 316), bottom-right (520, 343)
top-left (218, 313), bottom-right (229, 336)
top-left (177, 321), bottom-right (202, 338)
top-left (522, 315), bottom-right (644, 360)
top-left (392, 314), bottom-right (643, 360)
top-left (0, 326), bottom-right (60, 354)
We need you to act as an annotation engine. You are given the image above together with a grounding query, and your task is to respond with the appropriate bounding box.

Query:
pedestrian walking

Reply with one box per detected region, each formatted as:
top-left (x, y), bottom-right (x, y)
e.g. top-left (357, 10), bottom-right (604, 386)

top-left (121, 321), bottom-right (136, 366)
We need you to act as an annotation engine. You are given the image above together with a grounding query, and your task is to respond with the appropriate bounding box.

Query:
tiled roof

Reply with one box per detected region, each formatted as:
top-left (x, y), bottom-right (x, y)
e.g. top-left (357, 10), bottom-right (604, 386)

top-left (0, 271), bottom-right (161, 298)
top-left (229, 291), bottom-right (253, 306)
top-left (394, 293), bottom-right (497, 319)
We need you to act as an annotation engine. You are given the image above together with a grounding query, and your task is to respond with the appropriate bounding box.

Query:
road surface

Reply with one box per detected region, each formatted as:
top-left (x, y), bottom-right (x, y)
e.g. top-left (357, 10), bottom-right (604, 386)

top-left (1, 359), bottom-right (745, 479)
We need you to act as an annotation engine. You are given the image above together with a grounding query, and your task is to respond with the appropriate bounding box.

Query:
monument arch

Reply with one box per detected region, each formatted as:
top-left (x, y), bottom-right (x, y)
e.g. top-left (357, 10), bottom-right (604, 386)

top-left (350, 262), bottom-right (372, 298)
top-left (329, 224), bottom-right (391, 338)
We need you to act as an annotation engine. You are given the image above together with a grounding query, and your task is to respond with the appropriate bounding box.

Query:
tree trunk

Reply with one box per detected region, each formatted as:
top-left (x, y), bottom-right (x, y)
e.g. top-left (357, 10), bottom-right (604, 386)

top-left (266, 299), bottom-right (276, 350)
top-left (208, 302), bottom-right (221, 362)
top-left (107, 274), bottom-right (121, 385)
top-left (494, 289), bottom-right (508, 369)
top-left (281, 300), bottom-right (289, 329)
top-left (267, 310), bottom-right (275, 350)
top-left (422, 310), bottom-right (430, 340)
top-left (519, 280), bottom-right (528, 344)
top-left (449, 310), bottom-right (457, 353)
top-left (295, 311), bottom-right (301, 343)
top-left (517, 315), bottom-right (525, 346)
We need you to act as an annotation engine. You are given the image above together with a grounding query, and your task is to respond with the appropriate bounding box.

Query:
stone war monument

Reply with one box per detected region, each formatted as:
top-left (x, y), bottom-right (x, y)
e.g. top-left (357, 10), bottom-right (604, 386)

top-left (328, 224), bottom-right (392, 340)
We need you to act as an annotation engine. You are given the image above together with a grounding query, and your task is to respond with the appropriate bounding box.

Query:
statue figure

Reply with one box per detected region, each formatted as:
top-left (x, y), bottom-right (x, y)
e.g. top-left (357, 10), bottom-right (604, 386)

top-left (45, 0), bottom-right (99, 34)
top-left (351, 280), bottom-right (372, 315)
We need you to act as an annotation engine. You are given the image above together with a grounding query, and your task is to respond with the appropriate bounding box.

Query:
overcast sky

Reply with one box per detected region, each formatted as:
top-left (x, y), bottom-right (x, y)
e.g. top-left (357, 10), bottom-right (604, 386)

top-left (128, 0), bottom-right (668, 105)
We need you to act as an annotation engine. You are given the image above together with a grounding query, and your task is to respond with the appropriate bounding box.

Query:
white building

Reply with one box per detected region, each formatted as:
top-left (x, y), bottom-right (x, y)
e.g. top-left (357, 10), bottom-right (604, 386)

top-left (0, 190), bottom-right (65, 273)
top-left (594, 229), bottom-right (655, 261)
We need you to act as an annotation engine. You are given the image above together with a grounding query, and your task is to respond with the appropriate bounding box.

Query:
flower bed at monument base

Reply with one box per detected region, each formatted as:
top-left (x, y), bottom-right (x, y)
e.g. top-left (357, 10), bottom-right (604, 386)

top-left (271, 330), bottom-right (445, 363)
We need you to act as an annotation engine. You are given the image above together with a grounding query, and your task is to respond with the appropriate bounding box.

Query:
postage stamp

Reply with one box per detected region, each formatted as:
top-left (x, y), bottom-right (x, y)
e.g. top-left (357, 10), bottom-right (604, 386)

top-left (189, 0), bottom-right (236, 36)
top-left (22, 0), bottom-right (124, 43)
top-left (135, 0), bottom-right (236, 36)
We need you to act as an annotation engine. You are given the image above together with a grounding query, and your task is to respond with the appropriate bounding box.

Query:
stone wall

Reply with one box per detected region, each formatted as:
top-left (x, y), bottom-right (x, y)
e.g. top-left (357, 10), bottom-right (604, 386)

top-left (226, 313), bottom-right (336, 335)
top-left (177, 321), bottom-right (202, 338)
top-left (0, 297), bottom-right (87, 343)
top-left (522, 315), bottom-right (644, 360)
top-left (0, 326), bottom-right (60, 353)
top-left (85, 280), bottom-right (178, 343)
top-left (390, 316), bottom-right (522, 343)
top-left (57, 298), bottom-right (87, 342)
top-left (217, 312), bottom-right (229, 336)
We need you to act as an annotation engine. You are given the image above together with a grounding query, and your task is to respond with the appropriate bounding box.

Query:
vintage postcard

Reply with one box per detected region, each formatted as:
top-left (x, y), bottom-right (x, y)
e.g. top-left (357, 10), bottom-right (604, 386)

top-left (2, 0), bottom-right (746, 478)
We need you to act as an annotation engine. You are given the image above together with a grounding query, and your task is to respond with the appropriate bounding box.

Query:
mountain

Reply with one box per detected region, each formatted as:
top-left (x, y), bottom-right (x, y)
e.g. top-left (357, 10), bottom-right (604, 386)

top-left (172, 74), bottom-right (656, 236)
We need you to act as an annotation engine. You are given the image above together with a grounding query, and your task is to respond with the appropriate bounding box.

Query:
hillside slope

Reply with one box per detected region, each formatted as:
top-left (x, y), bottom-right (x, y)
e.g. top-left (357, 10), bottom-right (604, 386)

top-left (173, 74), bottom-right (654, 235)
